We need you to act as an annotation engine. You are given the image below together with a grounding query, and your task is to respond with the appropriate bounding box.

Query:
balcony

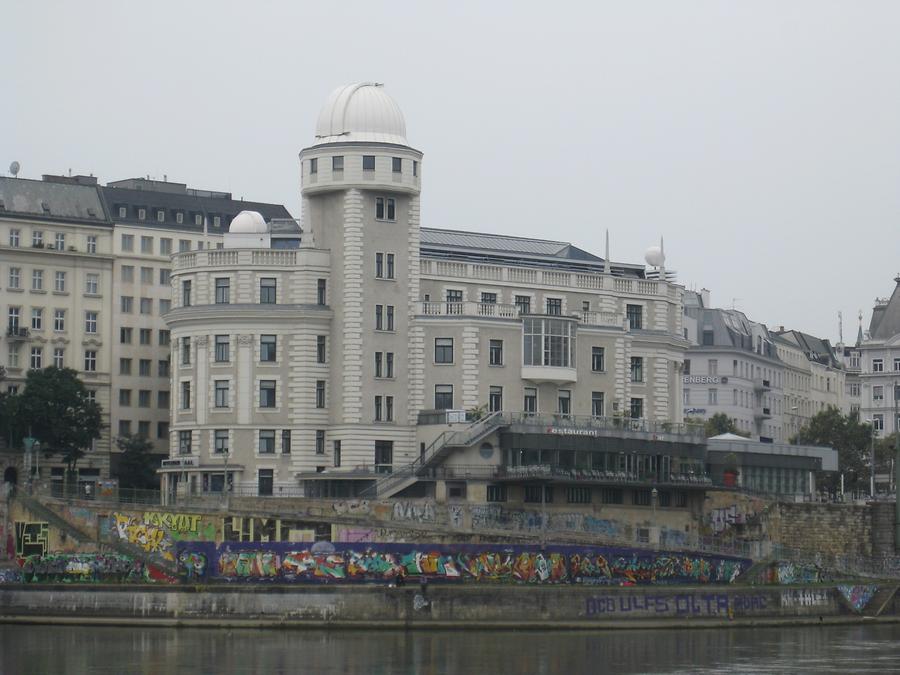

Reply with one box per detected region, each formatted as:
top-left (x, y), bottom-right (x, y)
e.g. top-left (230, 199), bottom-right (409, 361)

top-left (753, 378), bottom-right (771, 392)
top-left (6, 327), bottom-right (29, 340)
top-left (418, 301), bottom-right (520, 318)
top-left (754, 407), bottom-right (773, 420)
top-left (521, 364), bottom-right (578, 384)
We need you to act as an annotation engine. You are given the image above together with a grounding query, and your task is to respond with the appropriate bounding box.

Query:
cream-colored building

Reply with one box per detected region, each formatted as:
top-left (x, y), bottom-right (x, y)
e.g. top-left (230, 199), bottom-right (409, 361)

top-left (162, 83), bottom-right (702, 507)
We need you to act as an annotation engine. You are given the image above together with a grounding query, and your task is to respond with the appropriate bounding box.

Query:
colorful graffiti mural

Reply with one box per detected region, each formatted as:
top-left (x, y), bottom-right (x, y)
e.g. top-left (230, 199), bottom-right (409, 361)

top-left (17, 553), bottom-right (175, 584)
top-left (775, 561), bottom-right (825, 585)
top-left (0, 568), bottom-right (22, 583)
top-left (177, 542), bottom-right (749, 586)
top-left (110, 511), bottom-right (217, 562)
top-left (838, 584), bottom-right (877, 613)
top-left (14, 521), bottom-right (49, 557)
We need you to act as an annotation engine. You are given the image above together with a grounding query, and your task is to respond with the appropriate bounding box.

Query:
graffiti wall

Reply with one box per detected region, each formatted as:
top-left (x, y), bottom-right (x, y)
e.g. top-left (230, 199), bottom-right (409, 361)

top-left (17, 553), bottom-right (176, 584)
top-left (175, 542), bottom-right (749, 586)
top-left (14, 522), bottom-right (49, 557)
top-left (108, 511), bottom-right (217, 562)
top-left (838, 584), bottom-right (877, 614)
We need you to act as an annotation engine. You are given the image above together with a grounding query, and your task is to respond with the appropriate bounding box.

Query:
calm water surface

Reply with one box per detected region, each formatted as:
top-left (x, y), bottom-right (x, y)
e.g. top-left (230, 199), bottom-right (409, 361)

top-left (1, 623), bottom-right (899, 674)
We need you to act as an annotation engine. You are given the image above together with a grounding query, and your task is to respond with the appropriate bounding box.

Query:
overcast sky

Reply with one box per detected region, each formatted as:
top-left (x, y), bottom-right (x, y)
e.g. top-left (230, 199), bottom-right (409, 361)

top-left (5, 1), bottom-right (900, 342)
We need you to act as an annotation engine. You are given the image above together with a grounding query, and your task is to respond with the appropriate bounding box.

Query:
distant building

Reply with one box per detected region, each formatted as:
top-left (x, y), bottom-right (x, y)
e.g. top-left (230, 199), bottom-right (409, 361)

top-left (857, 276), bottom-right (900, 437)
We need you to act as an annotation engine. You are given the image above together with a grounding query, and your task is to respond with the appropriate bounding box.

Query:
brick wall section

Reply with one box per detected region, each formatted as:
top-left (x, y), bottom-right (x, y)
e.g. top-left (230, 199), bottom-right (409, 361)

top-left (765, 503), bottom-right (874, 557)
top-left (871, 502), bottom-right (896, 556)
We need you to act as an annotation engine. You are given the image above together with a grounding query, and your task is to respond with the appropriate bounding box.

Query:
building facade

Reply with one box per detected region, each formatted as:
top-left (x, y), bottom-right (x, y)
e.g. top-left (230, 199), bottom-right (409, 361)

top-left (162, 83), bottom-right (700, 511)
top-left (857, 276), bottom-right (900, 437)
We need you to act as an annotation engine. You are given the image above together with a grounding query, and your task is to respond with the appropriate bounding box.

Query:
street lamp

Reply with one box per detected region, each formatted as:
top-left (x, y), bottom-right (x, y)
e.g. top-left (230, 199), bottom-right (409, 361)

top-left (651, 487), bottom-right (659, 549)
top-left (865, 418), bottom-right (876, 498)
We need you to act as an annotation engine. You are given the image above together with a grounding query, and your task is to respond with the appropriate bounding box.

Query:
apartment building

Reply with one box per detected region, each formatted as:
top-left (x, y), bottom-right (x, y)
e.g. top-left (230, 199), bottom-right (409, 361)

top-left (858, 276), bottom-right (900, 436)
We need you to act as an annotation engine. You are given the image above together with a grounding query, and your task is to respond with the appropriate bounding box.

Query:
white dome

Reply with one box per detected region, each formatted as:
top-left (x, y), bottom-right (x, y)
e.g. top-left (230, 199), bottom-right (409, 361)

top-left (645, 246), bottom-right (665, 267)
top-left (229, 210), bottom-right (267, 234)
top-left (314, 83), bottom-right (408, 146)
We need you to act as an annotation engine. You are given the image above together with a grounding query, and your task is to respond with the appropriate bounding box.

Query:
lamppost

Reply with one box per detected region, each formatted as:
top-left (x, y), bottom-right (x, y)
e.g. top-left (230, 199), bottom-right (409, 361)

top-left (865, 418), bottom-right (876, 498)
top-left (651, 487), bottom-right (659, 549)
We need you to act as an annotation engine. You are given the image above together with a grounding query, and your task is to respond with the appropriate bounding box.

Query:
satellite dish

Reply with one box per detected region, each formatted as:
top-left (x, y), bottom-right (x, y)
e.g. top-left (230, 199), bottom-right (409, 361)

top-left (9, 161), bottom-right (20, 177)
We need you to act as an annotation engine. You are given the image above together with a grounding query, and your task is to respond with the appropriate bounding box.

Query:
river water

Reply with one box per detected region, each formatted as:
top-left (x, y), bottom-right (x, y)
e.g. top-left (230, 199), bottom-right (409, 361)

top-left (1, 623), bottom-right (899, 674)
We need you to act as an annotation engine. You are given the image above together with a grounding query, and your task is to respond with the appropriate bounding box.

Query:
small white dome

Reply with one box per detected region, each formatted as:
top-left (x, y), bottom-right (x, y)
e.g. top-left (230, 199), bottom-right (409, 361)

top-left (645, 246), bottom-right (665, 267)
top-left (314, 83), bottom-right (408, 146)
top-left (229, 210), bottom-right (267, 234)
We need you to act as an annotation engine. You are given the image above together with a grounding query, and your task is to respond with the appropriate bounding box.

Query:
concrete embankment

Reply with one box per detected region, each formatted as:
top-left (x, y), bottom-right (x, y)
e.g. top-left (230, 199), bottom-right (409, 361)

top-left (1, 583), bottom-right (896, 629)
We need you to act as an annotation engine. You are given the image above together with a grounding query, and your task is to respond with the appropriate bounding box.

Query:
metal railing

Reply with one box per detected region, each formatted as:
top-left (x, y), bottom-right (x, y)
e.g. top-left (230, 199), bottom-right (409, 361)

top-left (770, 544), bottom-right (900, 580)
top-left (496, 411), bottom-right (707, 441)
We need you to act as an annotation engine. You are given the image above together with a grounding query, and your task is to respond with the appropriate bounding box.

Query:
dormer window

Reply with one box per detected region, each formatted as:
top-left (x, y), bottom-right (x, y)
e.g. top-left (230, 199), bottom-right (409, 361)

top-left (118, 206), bottom-right (127, 218)
top-left (156, 209), bottom-right (165, 222)
top-left (213, 216), bottom-right (221, 228)
top-left (176, 212), bottom-right (184, 224)
top-left (194, 214), bottom-right (203, 226)
top-left (138, 208), bottom-right (146, 220)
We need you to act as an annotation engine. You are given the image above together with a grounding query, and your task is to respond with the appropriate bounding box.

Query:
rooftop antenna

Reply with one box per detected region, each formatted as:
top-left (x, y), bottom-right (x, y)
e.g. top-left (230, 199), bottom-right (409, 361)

top-left (731, 298), bottom-right (741, 310)
top-left (603, 230), bottom-right (610, 275)
top-left (838, 311), bottom-right (843, 344)
top-left (8, 161), bottom-right (20, 177)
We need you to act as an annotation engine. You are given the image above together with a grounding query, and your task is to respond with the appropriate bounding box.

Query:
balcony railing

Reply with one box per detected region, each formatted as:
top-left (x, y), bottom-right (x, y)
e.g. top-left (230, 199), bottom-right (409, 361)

top-left (172, 249), bottom-right (299, 270)
top-left (496, 411), bottom-right (707, 441)
top-left (419, 301), bottom-right (520, 318)
top-left (6, 327), bottom-right (29, 340)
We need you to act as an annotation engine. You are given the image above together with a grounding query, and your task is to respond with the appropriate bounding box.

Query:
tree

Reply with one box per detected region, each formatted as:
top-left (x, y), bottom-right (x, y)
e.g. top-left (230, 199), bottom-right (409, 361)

top-left (703, 413), bottom-right (749, 438)
top-left (115, 433), bottom-right (159, 490)
top-left (792, 406), bottom-right (871, 493)
top-left (17, 367), bottom-right (103, 478)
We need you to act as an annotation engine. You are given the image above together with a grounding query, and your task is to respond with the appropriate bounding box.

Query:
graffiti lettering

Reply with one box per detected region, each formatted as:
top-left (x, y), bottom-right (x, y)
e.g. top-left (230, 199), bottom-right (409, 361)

top-left (14, 522), bottom-right (49, 557)
top-left (837, 584), bottom-right (877, 613)
top-left (781, 588), bottom-right (830, 608)
top-left (18, 553), bottom-right (175, 584)
top-left (391, 502), bottom-right (435, 523)
top-left (143, 512), bottom-right (201, 533)
top-left (586, 593), bottom-right (767, 617)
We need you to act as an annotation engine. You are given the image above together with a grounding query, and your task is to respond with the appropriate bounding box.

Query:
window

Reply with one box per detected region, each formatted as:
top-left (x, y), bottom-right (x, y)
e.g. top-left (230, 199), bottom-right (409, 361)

top-left (873, 414), bottom-right (884, 431)
top-left (481, 292), bottom-right (497, 305)
top-left (7, 344), bottom-right (19, 368)
top-left (630, 397), bottom-right (643, 419)
top-left (309, 157), bottom-right (318, 174)
top-left (158, 360), bottom-right (170, 377)
top-left (486, 485), bottom-right (507, 502)
top-left (523, 317), bottom-right (576, 368)
top-left (260, 335), bottom-right (277, 362)
top-left (317, 279), bottom-right (327, 305)
top-left (30, 347), bottom-right (43, 369)
top-left (32, 231), bottom-right (43, 247)
top-left (386, 254), bottom-right (395, 279)
top-left (53, 309), bottom-right (65, 331)
top-left (633, 490), bottom-right (652, 506)
top-left (158, 391), bottom-right (169, 408)
top-left (181, 337), bottom-right (191, 365)
top-left (54, 271), bottom-right (66, 292)
top-left (874, 385), bottom-right (884, 401)
top-left (435, 338), bottom-right (454, 364)
top-left (392, 157), bottom-right (402, 172)
top-left (524, 387), bottom-right (537, 414)
top-left (8, 267), bottom-right (20, 289)
top-left (446, 289), bottom-right (463, 313)
top-left (545, 298), bottom-right (562, 316)
top-left (375, 440), bottom-right (393, 473)
top-left (181, 381), bottom-right (191, 409)
top-left (630, 357), bottom-right (643, 383)
top-left (314, 429), bottom-right (325, 455)
top-left (489, 386), bottom-right (503, 412)
top-left (332, 156), bottom-right (344, 171)
top-left (121, 234), bottom-right (134, 251)
top-left (375, 352), bottom-right (383, 378)
top-left (375, 197), bottom-right (396, 221)
top-left (592, 346), bottom-right (605, 372)
top-left (179, 431), bottom-right (192, 455)
top-left (31, 308), bottom-right (42, 330)
top-left (120, 358), bottom-right (132, 375)
top-left (140, 267), bottom-right (153, 284)
top-left (316, 335), bottom-right (326, 364)
top-left (413, 160), bottom-right (418, 176)
top-left (160, 299), bottom-right (171, 314)
top-left (214, 380), bottom-right (229, 408)
top-left (119, 420), bottom-right (132, 437)
top-left (709, 359), bottom-right (718, 376)
top-left (873, 359), bottom-right (884, 373)
top-left (260, 278), bottom-right (276, 304)
top-left (141, 235), bottom-right (153, 253)
top-left (375, 305), bottom-right (384, 330)
top-left (259, 431), bottom-right (275, 454)
top-left (138, 390), bottom-right (151, 407)
top-left (32, 269), bottom-right (43, 291)
top-left (524, 485), bottom-right (553, 504)
top-left (157, 422), bottom-right (169, 439)
top-left (582, 300), bottom-right (590, 312)
top-left (386, 352), bottom-right (394, 378)
top-left (558, 390), bottom-right (571, 415)
top-left (139, 297), bottom-right (152, 314)
top-left (214, 430), bottom-right (229, 454)
top-left (282, 430), bottom-right (292, 454)
top-left (260, 380), bottom-right (276, 408)
top-left (333, 440), bottom-right (342, 467)
top-left (182, 280), bottom-right (192, 306)
top-left (591, 391), bottom-right (605, 417)
top-left (362, 155), bottom-right (375, 171)
top-left (119, 389), bottom-right (132, 406)
top-left (489, 339), bottom-right (504, 366)
top-left (626, 304), bottom-right (643, 330)
top-left (53, 348), bottom-right (64, 368)
top-left (385, 395), bottom-right (394, 422)
top-left (139, 359), bottom-right (151, 376)
top-left (85, 274), bottom-right (99, 294)
top-left (7, 307), bottom-right (20, 331)
top-left (707, 388), bottom-right (718, 405)
top-left (160, 238), bottom-right (172, 256)
top-left (214, 278), bottom-right (230, 304)
top-left (179, 239), bottom-right (191, 252)
top-left (435, 384), bottom-right (453, 410)
top-left (215, 335), bottom-right (230, 362)
top-left (515, 295), bottom-right (531, 315)
top-left (120, 327), bottom-right (133, 344)
top-left (86, 235), bottom-right (97, 253)
top-left (567, 487), bottom-right (592, 504)
top-left (122, 266), bottom-right (135, 283)
top-left (139, 328), bottom-right (152, 345)
top-left (54, 233), bottom-right (65, 250)
top-left (257, 469), bottom-right (274, 496)
top-left (9, 229), bottom-right (19, 247)
top-left (160, 269), bottom-right (171, 285)
top-left (121, 296), bottom-right (133, 313)
top-left (376, 252), bottom-right (383, 278)
top-left (316, 380), bottom-right (326, 408)
top-left (894, 358), bottom-right (900, 372)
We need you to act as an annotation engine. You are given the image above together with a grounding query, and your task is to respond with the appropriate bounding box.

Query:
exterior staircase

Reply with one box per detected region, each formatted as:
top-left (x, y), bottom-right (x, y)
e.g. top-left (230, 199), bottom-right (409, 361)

top-left (867, 583), bottom-right (899, 616)
top-left (362, 412), bottom-right (507, 499)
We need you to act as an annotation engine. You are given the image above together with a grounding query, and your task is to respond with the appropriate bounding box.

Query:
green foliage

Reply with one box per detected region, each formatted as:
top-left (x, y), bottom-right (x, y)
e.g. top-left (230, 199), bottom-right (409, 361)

top-left (16, 367), bottom-right (103, 473)
top-left (792, 406), bottom-right (871, 492)
top-left (701, 413), bottom-right (749, 438)
top-left (115, 433), bottom-right (159, 490)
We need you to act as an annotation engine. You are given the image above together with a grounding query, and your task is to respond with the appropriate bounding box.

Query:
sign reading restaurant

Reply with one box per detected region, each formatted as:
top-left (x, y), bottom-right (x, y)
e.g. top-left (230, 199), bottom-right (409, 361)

top-left (547, 427), bottom-right (601, 437)
top-left (683, 376), bottom-right (728, 385)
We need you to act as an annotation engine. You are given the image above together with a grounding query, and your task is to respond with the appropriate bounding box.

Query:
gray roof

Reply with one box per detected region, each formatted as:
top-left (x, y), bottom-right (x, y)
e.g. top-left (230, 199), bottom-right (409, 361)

top-left (869, 276), bottom-right (900, 341)
top-left (772, 329), bottom-right (840, 368)
top-left (421, 227), bottom-right (645, 277)
top-left (0, 176), bottom-right (110, 225)
top-left (686, 304), bottom-right (779, 359)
